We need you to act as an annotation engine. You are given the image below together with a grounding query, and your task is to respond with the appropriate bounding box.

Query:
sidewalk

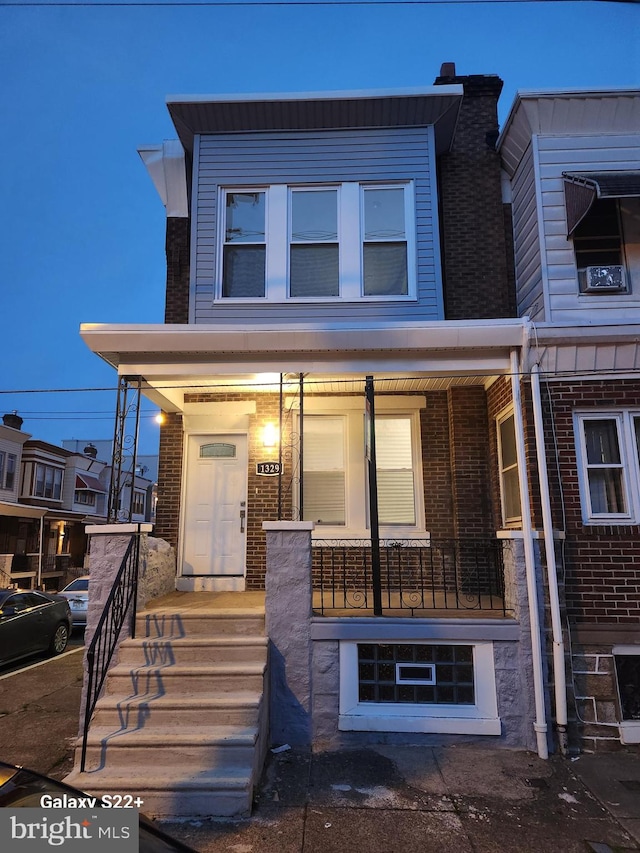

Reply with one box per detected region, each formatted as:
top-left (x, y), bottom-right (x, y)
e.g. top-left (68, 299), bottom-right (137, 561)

top-left (164, 744), bottom-right (640, 853)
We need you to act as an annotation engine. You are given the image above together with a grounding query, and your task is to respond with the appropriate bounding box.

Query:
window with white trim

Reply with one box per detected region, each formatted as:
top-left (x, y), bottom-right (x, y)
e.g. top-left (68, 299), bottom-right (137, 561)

top-left (218, 182), bottom-right (415, 301)
top-left (300, 402), bottom-right (424, 534)
top-left (575, 412), bottom-right (640, 523)
top-left (497, 411), bottom-right (521, 526)
top-left (339, 640), bottom-right (500, 735)
top-left (0, 452), bottom-right (17, 491)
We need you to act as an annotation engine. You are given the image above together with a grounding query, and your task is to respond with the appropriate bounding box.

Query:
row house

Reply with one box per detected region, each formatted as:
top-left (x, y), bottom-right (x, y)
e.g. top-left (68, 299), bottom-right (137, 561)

top-left (499, 87), bottom-right (640, 751)
top-left (0, 416), bottom-right (152, 590)
top-left (72, 65), bottom-right (567, 819)
top-left (70, 66), bottom-right (639, 819)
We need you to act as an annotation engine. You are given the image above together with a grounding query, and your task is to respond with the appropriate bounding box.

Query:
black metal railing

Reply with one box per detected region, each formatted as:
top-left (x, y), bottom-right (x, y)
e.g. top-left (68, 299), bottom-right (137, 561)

top-left (80, 534), bottom-right (141, 772)
top-left (312, 538), bottom-right (508, 616)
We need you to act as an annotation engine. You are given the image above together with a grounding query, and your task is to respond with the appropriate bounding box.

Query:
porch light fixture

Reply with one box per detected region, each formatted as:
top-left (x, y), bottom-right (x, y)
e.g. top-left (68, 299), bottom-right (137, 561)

top-left (262, 422), bottom-right (278, 448)
top-left (155, 412), bottom-right (166, 425)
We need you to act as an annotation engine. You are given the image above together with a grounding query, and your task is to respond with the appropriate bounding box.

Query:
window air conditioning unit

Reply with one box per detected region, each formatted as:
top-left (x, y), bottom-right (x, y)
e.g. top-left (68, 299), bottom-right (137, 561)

top-left (579, 265), bottom-right (627, 294)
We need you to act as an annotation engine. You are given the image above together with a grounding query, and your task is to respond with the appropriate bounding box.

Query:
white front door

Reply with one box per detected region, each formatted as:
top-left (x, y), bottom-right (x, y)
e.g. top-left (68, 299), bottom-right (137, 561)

top-left (181, 434), bottom-right (248, 590)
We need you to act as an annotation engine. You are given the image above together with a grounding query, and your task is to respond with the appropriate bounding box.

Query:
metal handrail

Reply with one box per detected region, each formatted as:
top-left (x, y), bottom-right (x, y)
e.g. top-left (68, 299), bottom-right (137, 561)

top-left (80, 534), bottom-right (141, 772)
top-left (312, 537), bottom-right (508, 616)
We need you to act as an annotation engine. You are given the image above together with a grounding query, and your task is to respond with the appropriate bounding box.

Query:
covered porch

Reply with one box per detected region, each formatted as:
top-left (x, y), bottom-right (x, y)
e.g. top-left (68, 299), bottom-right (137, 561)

top-left (80, 317), bottom-right (530, 617)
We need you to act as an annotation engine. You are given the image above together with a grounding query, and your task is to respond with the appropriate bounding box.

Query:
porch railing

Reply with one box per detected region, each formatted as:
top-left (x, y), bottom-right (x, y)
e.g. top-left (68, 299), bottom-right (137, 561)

top-left (312, 538), bottom-right (508, 616)
top-left (80, 534), bottom-right (140, 772)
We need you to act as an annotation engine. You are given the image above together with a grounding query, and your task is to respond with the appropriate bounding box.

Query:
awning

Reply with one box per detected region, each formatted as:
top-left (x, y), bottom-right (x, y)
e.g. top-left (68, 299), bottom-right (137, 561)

top-left (75, 473), bottom-right (107, 492)
top-left (563, 171), bottom-right (640, 236)
top-left (0, 501), bottom-right (48, 519)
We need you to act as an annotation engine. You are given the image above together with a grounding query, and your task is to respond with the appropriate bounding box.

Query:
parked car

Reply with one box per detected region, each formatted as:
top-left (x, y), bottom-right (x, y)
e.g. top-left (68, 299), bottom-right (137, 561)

top-left (0, 761), bottom-right (197, 852)
top-left (58, 575), bottom-right (89, 627)
top-left (0, 589), bottom-right (72, 667)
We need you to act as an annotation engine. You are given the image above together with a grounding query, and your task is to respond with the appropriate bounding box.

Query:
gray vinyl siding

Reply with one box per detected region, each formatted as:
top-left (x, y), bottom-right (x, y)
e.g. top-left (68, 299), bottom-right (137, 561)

top-left (191, 127), bottom-right (442, 324)
top-left (510, 144), bottom-right (545, 321)
top-left (536, 133), bottom-right (640, 324)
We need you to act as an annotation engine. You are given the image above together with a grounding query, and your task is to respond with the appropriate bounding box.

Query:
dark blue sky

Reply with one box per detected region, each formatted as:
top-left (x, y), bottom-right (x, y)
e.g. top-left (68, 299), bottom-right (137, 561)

top-left (1, 0), bottom-right (638, 453)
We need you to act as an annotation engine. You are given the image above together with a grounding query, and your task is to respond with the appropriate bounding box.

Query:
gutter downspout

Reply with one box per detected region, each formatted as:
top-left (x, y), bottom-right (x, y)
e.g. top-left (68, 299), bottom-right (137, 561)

top-left (531, 363), bottom-right (569, 755)
top-left (510, 347), bottom-right (549, 759)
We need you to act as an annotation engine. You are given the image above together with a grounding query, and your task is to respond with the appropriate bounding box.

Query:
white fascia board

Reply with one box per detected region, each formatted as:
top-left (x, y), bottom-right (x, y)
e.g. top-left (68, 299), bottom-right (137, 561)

top-left (530, 321), bottom-right (640, 346)
top-left (166, 84), bottom-right (463, 105)
top-left (0, 501), bottom-right (49, 519)
top-left (0, 425), bottom-right (32, 445)
top-left (80, 319), bottom-right (528, 361)
top-left (119, 355), bottom-right (513, 379)
top-left (138, 140), bottom-right (188, 218)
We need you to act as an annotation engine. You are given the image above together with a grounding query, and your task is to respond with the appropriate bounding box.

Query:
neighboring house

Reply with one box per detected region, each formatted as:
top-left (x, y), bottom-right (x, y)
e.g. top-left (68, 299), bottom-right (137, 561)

top-left (0, 422), bottom-right (152, 590)
top-left (81, 64), bottom-right (559, 764)
top-left (62, 439), bottom-right (158, 523)
top-left (499, 87), bottom-right (640, 751)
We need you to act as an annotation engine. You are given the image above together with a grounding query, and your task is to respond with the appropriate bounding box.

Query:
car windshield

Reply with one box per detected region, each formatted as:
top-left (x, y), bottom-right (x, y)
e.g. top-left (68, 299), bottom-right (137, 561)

top-left (64, 579), bottom-right (89, 592)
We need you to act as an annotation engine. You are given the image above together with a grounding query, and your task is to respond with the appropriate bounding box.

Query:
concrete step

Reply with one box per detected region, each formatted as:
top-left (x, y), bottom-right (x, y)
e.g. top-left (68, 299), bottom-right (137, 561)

top-left (136, 609), bottom-right (265, 639)
top-left (117, 636), bottom-right (268, 666)
top-left (64, 767), bottom-right (254, 818)
top-left (91, 691), bottom-right (263, 728)
top-left (104, 662), bottom-right (266, 696)
top-left (81, 726), bottom-right (257, 771)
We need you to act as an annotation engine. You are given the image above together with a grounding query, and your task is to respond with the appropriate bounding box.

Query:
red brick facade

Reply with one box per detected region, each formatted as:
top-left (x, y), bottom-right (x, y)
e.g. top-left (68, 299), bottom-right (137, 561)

top-left (542, 379), bottom-right (640, 628)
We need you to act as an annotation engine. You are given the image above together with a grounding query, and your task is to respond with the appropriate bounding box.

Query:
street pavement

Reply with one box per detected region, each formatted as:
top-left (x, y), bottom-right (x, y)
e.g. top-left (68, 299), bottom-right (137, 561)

top-left (1, 646), bottom-right (639, 852)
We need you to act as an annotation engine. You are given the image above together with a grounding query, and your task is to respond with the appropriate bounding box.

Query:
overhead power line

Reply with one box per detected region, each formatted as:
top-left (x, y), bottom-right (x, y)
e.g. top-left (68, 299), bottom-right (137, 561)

top-left (1, 0), bottom-right (635, 6)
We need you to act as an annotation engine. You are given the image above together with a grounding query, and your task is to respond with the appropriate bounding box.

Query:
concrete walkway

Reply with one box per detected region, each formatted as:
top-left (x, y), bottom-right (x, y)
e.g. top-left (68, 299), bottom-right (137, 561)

top-left (165, 744), bottom-right (640, 853)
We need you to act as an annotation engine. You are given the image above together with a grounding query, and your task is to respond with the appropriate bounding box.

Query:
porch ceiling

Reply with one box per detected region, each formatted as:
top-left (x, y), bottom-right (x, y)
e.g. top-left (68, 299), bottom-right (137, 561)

top-left (80, 320), bottom-right (527, 412)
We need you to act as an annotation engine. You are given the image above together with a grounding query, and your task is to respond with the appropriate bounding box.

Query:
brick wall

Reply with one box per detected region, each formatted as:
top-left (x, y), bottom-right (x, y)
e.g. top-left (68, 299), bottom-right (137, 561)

top-left (434, 73), bottom-right (514, 320)
top-left (543, 379), bottom-right (640, 626)
top-left (421, 392), bottom-right (454, 539)
top-left (164, 217), bottom-right (190, 324)
top-left (154, 412), bottom-right (184, 550)
top-left (448, 386), bottom-right (494, 539)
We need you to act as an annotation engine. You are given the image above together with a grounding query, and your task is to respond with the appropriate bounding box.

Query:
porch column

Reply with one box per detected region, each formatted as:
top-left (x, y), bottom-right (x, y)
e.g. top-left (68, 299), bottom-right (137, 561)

top-left (263, 521), bottom-right (314, 747)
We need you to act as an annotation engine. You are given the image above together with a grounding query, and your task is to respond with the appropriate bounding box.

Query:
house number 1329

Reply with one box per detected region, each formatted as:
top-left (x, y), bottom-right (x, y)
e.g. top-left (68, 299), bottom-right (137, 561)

top-left (256, 462), bottom-right (282, 476)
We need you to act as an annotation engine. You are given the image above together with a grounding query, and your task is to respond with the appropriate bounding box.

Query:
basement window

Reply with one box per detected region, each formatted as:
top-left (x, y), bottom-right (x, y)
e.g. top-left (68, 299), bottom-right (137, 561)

top-left (339, 640), bottom-right (500, 735)
top-left (614, 648), bottom-right (640, 745)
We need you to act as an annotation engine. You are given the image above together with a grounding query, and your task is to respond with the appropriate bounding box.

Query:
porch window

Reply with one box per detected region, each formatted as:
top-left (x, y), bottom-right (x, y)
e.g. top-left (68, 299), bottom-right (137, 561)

top-left (497, 411), bottom-right (521, 525)
top-left (300, 400), bottom-right (424, 535)
top-left (375, 417), bottom-right (416, 525)
top-left (303, 417), bottom-right (346, 525)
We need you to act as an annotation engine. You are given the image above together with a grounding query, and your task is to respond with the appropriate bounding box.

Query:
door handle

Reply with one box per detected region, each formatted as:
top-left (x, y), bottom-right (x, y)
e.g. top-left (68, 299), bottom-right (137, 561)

top-left (240, 509), bottom-right (246, 533)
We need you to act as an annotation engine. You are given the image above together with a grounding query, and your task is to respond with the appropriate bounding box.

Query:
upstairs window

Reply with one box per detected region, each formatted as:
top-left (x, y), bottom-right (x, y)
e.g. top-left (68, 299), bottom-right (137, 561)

top-left (0, 452), bottom-right (17, 491)
top-left (33, 464), bottom-right (63, 500)
top-left (218, 182), bottom-right (415, 302)
top-left (222, 191), bottom-right (266, 298)
top-left (132, 489), bottom-right (146, 516)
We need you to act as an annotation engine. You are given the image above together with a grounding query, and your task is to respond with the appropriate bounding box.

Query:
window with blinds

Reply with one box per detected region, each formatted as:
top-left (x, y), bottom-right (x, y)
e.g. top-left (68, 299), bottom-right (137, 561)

top-left (303, 417), bottom-right (346, 525)
top-left (375, 417), bottom-right (416, 524)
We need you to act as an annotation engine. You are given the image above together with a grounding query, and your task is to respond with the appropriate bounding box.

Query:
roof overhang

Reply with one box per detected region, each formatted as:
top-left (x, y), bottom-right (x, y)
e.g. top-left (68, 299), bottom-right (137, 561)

top-left (81, 320), bottom-right (529, 412)
top-left (0, 501), bottom-right (48, 519)
top-left (166, 85), bottom-right (464, 156)
top-left (563, 171), bottom-right (640, 235)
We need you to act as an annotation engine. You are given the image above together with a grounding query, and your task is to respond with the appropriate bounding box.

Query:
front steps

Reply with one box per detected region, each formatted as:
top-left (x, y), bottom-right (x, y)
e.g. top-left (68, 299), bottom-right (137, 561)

top-left (65, 604), bottom-right (268, 819)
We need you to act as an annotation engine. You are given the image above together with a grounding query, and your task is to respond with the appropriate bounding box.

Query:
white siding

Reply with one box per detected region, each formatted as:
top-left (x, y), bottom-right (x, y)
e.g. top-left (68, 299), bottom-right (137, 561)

top-left (0, 438), bottom-right (22, 503)
top-left (511, 144), bottom-right (545, 321)
top-left (191, 127), bottom-right (442, 325)
top-left (536, 133), bottom-right (640, 324)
